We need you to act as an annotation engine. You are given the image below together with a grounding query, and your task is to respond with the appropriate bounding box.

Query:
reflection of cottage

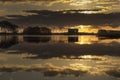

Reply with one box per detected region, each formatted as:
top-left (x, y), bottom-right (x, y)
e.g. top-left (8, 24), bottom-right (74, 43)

top-left (68, 37), bottom-right (78, 42)
top-left (68, 29), bottom-right (78, 35)
top-left (97, 29), bottom-right (120, 37)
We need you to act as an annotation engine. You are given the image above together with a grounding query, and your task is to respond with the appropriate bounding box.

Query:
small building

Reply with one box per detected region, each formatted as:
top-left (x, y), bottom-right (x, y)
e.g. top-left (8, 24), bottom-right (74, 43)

top-left (68, 29), bottom-right (78, 35)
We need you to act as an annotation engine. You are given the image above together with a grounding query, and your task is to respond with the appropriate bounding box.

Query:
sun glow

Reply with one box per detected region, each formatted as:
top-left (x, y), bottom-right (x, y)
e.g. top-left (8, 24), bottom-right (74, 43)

top-left (81, 55), bottom-right (93, 59)
top-left (80, 55), bottom-right (106, 60)
top-left (75, 36), bottom-right (98, 45)
top-left (78, 25), bottom-right (98, 33)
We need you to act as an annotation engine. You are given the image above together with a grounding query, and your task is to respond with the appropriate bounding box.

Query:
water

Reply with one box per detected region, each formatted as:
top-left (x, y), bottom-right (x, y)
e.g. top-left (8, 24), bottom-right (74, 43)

top-left (0, 35), bottom-right (120, 80)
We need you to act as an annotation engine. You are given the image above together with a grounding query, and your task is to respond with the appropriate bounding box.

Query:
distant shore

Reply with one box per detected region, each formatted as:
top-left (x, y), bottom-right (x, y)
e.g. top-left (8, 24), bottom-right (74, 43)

top-left (0, 32), bottom-right (96, 35)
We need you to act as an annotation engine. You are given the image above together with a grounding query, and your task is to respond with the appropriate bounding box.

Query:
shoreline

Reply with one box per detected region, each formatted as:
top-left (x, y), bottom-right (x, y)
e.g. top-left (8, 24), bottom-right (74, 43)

top-left (0, 33), bottom-right (96, 36)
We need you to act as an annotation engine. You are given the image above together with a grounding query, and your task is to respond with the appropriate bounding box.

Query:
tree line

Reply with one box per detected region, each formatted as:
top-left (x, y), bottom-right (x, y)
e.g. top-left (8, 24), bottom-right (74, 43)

top-left (0, 21), bottom-right (51, 35)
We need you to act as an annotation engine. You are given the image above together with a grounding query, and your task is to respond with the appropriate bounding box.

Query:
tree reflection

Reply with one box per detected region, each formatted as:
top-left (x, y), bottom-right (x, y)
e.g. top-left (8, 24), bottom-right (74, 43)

top-left (0, 36), bottom-right (18, 49)
top-left (24, 37), bottom-right (51, 43)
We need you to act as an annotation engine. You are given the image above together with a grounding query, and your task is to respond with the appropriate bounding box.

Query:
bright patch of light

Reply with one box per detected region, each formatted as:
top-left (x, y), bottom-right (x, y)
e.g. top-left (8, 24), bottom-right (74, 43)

top-left (81, 55), bottom-right (93, 59)
top-left (70, 0), bottom-right (92, 6)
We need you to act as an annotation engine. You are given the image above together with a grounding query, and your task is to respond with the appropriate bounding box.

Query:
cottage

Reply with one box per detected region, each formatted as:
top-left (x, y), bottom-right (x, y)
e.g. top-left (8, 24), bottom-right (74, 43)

top-left (68, 29), bottom-right (78, 35)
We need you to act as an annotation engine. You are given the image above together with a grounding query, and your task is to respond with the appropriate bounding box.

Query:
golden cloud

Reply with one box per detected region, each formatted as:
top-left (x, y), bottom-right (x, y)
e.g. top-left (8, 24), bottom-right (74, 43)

top-left (0, 0), bottom-right (119, 17)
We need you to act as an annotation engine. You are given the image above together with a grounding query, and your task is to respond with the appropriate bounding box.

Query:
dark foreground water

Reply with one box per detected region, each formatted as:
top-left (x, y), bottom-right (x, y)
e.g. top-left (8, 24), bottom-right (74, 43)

top-left (0, 35), bottom-right (120, 80)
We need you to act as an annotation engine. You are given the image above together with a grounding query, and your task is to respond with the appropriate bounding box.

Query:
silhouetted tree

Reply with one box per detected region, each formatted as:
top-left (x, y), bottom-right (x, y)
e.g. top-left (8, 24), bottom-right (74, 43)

top-left (39, 27), bottom-right (51, 35)
top-left (23, 26), bottom-right (51, 35)
top-left (23, 27), bottom-right (39, 35)
top-left (0, 21), bottom-right (18, 34)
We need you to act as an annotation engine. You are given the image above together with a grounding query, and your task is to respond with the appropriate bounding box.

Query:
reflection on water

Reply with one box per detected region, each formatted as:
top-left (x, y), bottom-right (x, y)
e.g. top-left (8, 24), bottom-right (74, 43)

top-left (0, 53), bottom-right (120, 80)
top-left (24, 36), bottom-right (51, 43)
top-left (1, 35), bottom-right (120, 47)
top-left (0, 36), bottom-right (18, 49)
top-left (68, 36), bottom-right (78, 42)
top-left (0, 35), bottom-right (120, 80)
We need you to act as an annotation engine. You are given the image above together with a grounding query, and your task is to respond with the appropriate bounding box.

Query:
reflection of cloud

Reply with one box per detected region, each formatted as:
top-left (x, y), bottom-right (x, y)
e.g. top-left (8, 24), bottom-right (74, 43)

top-left (98, 38), bottom-right (120, 44)
top-left (0, 63), bottom-right (87, 77)
top-left (106, 69), bottom-right (120, 78)
top-left (4, 40), bottom-right (120, 62)
top-left (0, 63), bottom-right (120, 78)
top-left (0, 51), bottom-right (120, 78)
top-left (0, 57), bottom-right (6, 60)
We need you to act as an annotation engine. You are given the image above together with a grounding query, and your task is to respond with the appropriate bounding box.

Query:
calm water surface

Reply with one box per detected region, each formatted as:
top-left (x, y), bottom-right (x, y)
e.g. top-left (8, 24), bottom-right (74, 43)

top-left (0, 35), bottom-right (120, 80)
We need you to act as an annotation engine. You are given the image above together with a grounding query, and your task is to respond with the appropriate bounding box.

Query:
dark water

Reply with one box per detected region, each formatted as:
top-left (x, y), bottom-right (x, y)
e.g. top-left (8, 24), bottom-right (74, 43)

top-left (0, 35), bottom-right (120, 80)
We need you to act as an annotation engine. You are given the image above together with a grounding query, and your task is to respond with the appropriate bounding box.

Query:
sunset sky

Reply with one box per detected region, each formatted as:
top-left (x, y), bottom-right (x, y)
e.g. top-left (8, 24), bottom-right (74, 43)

top-left (0, 0), bottom-right (120, 27)
top-left (0, 0), bottom-right (120, 17)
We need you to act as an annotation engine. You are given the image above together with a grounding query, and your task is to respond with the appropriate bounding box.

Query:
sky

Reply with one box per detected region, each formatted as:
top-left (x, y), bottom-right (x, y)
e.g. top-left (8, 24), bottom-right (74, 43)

top-left (0, 0), bottom-right (120, 17)
top-left (0, 0), bottom-right (120, 27)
